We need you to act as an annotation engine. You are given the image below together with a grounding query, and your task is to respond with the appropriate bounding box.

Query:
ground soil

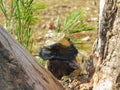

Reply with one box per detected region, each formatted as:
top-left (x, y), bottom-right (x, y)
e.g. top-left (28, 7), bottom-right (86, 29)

top-left (0, 0), bottom-right (99, 89)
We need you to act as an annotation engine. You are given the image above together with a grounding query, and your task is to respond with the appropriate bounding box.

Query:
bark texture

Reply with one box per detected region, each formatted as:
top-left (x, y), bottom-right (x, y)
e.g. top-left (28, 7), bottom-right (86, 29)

top-left (0, 26), bottom-right (63, 90)
top-left (93, 0), bottom-right (120, 90)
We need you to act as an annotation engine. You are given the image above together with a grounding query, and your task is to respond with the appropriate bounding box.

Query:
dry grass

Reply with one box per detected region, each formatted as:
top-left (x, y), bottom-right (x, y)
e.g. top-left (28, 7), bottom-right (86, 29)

top-left (0, 0), bottom-right (99, 57)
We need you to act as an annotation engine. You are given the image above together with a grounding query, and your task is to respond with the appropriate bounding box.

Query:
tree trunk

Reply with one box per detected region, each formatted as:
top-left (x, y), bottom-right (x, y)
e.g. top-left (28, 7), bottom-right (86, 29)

top-left (93, 0), bottom-right (120, 90)
top-left (0, 26), bottom-right (63, 90)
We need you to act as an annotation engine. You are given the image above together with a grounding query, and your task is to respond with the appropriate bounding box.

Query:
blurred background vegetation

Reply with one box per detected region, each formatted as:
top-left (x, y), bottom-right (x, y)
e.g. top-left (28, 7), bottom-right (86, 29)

top-left (0, 0), bottom-right (46, 50)
top-left (0, 0), bottom-right (99, 65)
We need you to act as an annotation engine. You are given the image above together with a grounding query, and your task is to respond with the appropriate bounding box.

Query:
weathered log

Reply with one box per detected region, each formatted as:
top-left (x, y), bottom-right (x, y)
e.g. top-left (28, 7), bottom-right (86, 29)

top-left (0, 26), bottom-right (63, 90)
top-left (92, 0), bottom-right (120, 90)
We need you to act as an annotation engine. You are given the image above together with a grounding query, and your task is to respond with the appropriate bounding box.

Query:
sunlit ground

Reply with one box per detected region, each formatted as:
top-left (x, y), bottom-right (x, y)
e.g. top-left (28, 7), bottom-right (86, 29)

top-left (0, 0), bottom-right (99, 89)
top-left (0, 0), bottom-right (99, 61)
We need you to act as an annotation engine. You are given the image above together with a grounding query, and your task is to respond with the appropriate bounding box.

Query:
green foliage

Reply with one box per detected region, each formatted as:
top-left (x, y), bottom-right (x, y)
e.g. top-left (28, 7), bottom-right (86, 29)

top-left (37, 58), bottom-right (46, 66)
top-left (0, 0), bottom-right (46, 50)
top-left (54, 9), bottom-right (95, 46)
top-left (55, 9), bottom-right (94, 34)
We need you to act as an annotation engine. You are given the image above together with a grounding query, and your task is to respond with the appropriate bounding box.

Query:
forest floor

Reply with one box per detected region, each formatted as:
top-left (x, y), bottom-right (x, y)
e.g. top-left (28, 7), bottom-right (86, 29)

top-left (32, 0), bottom-right (99, 55)
top-left (0, 0), bottom-right (99, 89)
top-left (35, 0), bottom-right (99, 89)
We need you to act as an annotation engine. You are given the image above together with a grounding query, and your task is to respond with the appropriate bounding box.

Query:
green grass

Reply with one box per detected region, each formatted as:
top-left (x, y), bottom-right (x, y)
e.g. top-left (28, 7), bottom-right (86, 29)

top-left (54, 9), bottom-right (95, 45)
top-left (0, 1), bottom-right (96, 66)
top-left (0, 0), bottom-right (46, 51)
top-left (37, 58), bottom-right (46, 66)
top-left (55, 9), bottom-right (94, 34)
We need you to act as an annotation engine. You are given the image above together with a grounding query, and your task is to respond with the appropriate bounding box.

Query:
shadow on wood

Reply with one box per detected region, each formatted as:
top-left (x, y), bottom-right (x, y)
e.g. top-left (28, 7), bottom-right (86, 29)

top-left (0, 26), bottom-right (63, 90)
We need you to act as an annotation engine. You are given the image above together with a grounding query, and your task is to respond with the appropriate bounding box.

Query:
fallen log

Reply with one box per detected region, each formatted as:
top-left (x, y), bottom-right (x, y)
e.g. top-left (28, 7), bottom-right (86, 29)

top-left (0, 26), bottom-right (63, 90)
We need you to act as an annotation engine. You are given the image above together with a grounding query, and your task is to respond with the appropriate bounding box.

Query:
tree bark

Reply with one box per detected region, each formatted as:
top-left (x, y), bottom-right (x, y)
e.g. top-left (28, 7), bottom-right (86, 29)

top-left (93, 0), bottom-right (120, 90)
top-left (0, 26), bottom-right (63, 90)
